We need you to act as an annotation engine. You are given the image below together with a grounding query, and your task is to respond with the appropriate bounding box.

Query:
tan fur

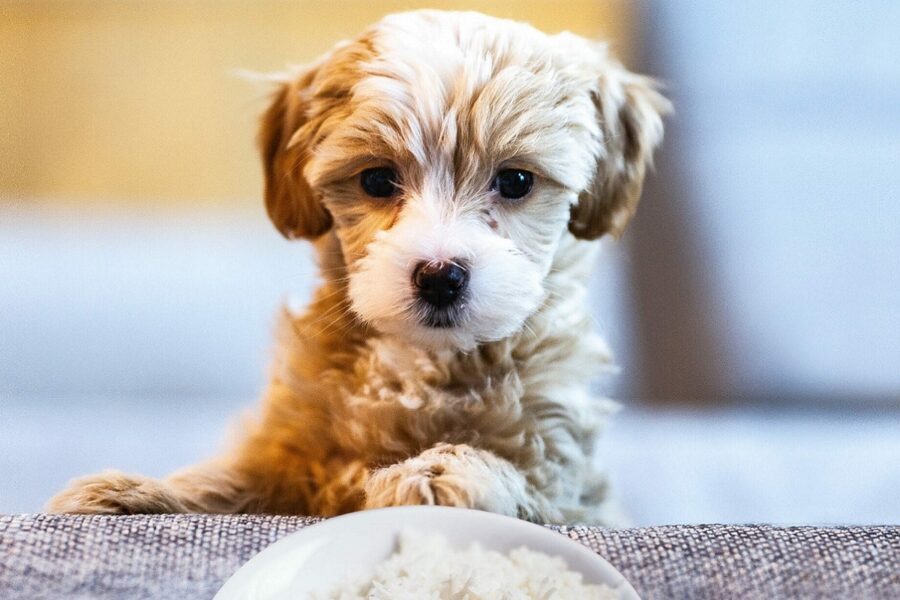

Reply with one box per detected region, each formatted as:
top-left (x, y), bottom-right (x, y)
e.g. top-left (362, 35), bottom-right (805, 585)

top-left (48, 10), bottom-right (668, 524)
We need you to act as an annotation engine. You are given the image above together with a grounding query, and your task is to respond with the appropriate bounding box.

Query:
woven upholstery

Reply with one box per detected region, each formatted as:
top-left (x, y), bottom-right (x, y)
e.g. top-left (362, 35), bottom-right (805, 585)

top-left (1, 514), bottom-right (897, 599)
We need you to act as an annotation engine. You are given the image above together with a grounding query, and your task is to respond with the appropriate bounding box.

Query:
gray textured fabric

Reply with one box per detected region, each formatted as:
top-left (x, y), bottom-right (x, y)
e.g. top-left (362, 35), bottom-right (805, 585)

top-left (1, 514), bottom-right (897, 599)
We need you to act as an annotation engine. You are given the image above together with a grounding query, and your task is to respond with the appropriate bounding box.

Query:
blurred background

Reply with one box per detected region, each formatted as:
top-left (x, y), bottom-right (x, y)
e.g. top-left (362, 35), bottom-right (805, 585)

top-left (1, 1), bottom-right (898, 525)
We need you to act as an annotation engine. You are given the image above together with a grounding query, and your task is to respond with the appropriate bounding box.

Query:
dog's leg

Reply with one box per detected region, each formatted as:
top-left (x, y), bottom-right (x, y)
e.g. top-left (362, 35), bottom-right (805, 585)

top-left (46, 470), bottom-right (193, 514)
top-left (46, 455), bottom-right (370, 516)
top-left (45, 459), bottom-right (262, 515)
top-left (363, 443), bottom-right (561, 522)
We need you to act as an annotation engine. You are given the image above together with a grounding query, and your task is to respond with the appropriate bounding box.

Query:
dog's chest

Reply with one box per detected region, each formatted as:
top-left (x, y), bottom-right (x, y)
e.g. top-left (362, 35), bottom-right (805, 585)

top-left (329, 338), bottom-right (535, 459)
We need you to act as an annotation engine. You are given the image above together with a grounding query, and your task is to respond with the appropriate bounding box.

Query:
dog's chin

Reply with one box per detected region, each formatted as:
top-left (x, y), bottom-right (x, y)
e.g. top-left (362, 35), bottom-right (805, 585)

top-left (363, 311), bottom-right (527, 352)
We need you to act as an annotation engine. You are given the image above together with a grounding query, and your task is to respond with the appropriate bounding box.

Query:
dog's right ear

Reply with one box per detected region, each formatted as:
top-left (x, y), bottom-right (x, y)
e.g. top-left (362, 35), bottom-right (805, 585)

top-left (566, 43), bottom-right (671, 241)
top-left (259, 68), bottom-right (333, 240)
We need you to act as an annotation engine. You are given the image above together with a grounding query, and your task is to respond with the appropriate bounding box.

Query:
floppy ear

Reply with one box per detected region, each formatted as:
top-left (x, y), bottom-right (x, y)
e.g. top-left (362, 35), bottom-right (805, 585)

top-left (259, 67), bottom-right (333, 240)
top-left (569, 62), bottom-right (671, 240)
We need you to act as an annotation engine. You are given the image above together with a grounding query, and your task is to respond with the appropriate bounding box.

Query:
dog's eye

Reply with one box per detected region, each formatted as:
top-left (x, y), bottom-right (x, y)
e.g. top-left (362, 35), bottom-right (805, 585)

top-left (360, 167), bottom-right (399, 198)
top-left (492, 169), bottom-right (533, 200)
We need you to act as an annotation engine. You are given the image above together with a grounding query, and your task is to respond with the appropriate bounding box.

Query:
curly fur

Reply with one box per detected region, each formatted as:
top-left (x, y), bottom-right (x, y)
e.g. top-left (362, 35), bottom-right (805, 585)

top-left (48, 10), bottom-right (669, 525)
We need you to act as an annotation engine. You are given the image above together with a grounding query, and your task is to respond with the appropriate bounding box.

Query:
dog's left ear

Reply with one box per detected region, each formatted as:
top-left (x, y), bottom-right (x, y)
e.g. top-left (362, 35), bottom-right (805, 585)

top-left (259, 63), bottom-right (333, 240)
top-left (569, 55), bottom-right (672, 240)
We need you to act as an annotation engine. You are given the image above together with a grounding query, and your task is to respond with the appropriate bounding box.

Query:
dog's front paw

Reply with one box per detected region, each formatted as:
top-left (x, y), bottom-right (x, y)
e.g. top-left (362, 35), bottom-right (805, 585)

top-left (47, 470), bottom-right (187, 514)
top-left (364, 444), bottom-right (475, 509)
top-left (364, 444), bottom-right (560, 521)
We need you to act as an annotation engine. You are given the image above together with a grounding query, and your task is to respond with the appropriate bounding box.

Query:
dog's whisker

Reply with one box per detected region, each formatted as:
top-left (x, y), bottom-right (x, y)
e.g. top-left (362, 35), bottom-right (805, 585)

top-left (310, 286), bottom-right (352, 304)
top-left (302, 301), bottom-right (354, 330)
top-left (313, 314), bottom-right (359, 339)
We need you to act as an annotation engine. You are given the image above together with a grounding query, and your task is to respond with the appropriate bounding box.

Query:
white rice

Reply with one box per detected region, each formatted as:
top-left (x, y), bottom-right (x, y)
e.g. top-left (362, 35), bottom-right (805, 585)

top-left (316, 530), bottom-right (618, 600)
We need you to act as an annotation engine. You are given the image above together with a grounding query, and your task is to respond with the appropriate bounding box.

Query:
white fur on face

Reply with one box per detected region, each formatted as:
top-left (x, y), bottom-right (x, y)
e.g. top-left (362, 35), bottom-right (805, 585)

top-left (347, 190), bottom-right (552, 350)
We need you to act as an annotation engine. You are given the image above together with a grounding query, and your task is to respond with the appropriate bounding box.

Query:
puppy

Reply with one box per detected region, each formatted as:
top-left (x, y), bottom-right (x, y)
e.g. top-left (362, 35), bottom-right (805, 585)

top-left (48, 10), bottom-right (668, 524)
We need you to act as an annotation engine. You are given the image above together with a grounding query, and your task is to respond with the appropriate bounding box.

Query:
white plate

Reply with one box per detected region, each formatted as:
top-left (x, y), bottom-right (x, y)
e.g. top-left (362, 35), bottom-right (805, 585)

top-left (215, 506), bottom-right (640, 599)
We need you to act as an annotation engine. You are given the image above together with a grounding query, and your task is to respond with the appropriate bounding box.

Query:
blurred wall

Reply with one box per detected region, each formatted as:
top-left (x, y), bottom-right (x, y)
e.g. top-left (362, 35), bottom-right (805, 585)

top-left (631, 2), bottom-right (900, 404)
top-left (0, 0), bottom-right (633, 207)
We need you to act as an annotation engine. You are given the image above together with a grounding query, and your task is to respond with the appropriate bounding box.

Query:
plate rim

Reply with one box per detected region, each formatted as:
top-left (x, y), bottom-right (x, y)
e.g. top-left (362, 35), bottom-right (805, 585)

top-left (215, 506), bottom-right (641, 599)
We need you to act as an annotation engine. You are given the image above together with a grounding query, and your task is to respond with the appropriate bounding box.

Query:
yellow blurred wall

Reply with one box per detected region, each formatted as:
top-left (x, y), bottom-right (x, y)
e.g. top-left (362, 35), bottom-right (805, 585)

top-left (0, 1), bottom-right (633, 207)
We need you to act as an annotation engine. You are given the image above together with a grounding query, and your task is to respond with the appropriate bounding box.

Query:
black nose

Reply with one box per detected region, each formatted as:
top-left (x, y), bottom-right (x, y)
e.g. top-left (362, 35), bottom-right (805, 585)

top-left (413, 261), bottom-right (469, 308)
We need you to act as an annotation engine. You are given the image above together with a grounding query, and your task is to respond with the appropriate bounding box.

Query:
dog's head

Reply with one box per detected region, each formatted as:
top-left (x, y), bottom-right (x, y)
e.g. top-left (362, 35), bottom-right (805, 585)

top-left (260, 11), bottom-right (669, 350)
